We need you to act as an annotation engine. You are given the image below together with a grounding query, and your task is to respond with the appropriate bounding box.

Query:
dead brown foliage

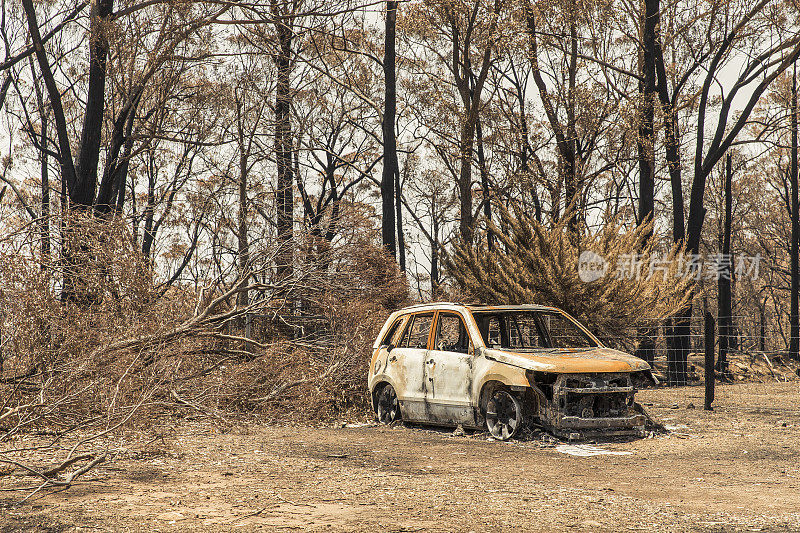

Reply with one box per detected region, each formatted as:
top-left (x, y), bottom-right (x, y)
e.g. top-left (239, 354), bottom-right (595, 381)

top-left (0, 214), bottom-right (408, 500)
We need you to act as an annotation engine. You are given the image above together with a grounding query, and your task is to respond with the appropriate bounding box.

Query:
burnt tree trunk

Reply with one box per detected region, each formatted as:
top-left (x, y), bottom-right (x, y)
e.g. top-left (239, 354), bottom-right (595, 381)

top-left (717, 153), bottom-right (733, 373)
top-left (652, 0), bottom-right (691, 382)
top-left (141, 159), bottom-right (156, 260)
top-left (396, 158), bottom-right (406, 271)
top-left (665, 309), bottom-right (690, 385)
top-left (381, 0), bottom-right (398, 259)
top-left (274, 12), bottom-right (294, 278)
top-left (28, 59), bottom-right (51, 267)
top-left (633, 0), bottom-right (658, 366)
top-left (73, 0), bottom-right (114, 208)
top-left (23, 0), bottom-right (113, 303)
top-left (40, 111), bottom-right (50, 267)
top-left (447, 0), bottom-right (498, 245)
top-left (238, 126), bottom-right (250, 308)
top-left (96, 91), bottom-right (140, 214)
top-left (476, 118), bottom-right (493, 251)
top-left (638, 0), bottom-right (657, 236)
top-left (704, 311), bottom-right (715, 410)
top-left (791, 65), bottom-right (799, 360)
top-left (457, 121), bottom-right (476, 244)
top-left (564, 21), bottom-right (579, 235)
top-left (23, 0), bottom-right (77, 195)
top-left (525, 6), bottom-right (579, 236)
top-left (513, 73), bottom-right (542, 223)
top-left (430, 195), bottom-right (440, 298)
top-left (654, 12), bottom-right (685, 244)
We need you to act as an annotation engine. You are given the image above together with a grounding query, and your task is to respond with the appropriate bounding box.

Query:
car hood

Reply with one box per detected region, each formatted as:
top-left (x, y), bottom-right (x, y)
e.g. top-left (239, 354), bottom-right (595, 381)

top-left (481, 346), bottom-right (650, 373)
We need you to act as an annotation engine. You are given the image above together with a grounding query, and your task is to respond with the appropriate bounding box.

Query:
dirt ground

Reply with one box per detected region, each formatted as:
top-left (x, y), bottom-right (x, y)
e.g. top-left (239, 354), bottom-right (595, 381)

top-left (2, 381), bottom-right (800, 532)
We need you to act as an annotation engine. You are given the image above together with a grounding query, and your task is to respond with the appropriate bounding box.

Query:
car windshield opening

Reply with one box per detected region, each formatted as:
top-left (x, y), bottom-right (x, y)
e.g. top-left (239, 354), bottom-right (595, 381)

top-left (472, 311), bottom-right (597, 350)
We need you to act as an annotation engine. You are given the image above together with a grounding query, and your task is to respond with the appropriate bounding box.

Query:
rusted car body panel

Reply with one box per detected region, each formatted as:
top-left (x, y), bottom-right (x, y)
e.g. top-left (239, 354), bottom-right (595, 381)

top-left (369, 303), bottom-right (652, 438)
top-left (482, 347), bottom-right (651, 373)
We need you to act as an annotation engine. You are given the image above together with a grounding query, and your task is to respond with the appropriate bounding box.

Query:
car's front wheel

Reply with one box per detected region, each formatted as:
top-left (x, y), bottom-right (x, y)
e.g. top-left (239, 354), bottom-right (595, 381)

top-left (485, 388), bottom-right (523, 440)
top-left (375, 384), bottom-right (401, 424)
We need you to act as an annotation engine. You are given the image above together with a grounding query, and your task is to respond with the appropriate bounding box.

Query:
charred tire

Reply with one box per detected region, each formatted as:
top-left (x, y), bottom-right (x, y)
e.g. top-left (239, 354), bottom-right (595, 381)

top-left (484, 387), bottom-right (523, 441)
top-left (375, 384), bottom-right (401, 424)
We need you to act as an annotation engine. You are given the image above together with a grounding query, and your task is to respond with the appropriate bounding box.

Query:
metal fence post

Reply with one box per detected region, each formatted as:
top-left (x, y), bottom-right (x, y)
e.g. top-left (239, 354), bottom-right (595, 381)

top-left (705, 311), bottom-right (716, 411)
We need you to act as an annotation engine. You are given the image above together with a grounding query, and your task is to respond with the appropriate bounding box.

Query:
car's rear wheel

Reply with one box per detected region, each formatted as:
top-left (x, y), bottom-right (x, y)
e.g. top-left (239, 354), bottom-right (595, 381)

top-left (375, 384), bottom-right (401, 424)
top-left (485, 388), bottom-right (523, 441)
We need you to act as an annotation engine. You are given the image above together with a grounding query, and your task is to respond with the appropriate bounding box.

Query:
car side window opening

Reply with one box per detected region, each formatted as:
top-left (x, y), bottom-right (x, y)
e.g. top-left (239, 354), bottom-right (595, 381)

top-left (435, 313), bottom-right (470, 354)
top-left (397, 316), bottom-right (413, 347)
top-left (474, 311), bottom-right (596, 349)
top-left (381, 317), bottom-right (405, 346)
top-left (486, 316), bottom-right (502, 348)
top-left (405, 313), bottom-right (434, 349)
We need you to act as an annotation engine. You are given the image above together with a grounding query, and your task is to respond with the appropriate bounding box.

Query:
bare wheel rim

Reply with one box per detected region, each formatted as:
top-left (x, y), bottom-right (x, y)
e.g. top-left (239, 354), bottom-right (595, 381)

top-left (376, 385), bottom-right (400, 424)
top-left (486, 390), bottom-right (522, 440)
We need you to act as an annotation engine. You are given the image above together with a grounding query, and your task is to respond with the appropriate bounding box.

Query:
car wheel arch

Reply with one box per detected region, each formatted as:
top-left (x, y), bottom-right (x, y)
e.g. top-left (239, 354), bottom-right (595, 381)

top-left (370, 379), bottom-right (401, 412)
top-left (476, 378), bottom-right (540, 427)
top-left (478, 380), bottom-right (505, 408)
top-left (477, 380), bottom-right (516, 421)
top-left (479, 381), bottom-right (530, 440)
top-left (473, 370), bottom-right (529, 404)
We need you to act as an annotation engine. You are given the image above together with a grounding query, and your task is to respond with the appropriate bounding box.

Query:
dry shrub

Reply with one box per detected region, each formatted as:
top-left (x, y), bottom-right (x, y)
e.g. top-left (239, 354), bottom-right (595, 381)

top-left (1, 212), bottom-right (409, 450)
top-left (306, 238), bottom-right (410, 418)
top-left (447, 204), bottom-right (695, 341)
top-left (0, 208), bottom-right (408, 499)
top-left (0, 214), bottom-right (195, 498)
top-left (183, 236), bottom-right (410, 422)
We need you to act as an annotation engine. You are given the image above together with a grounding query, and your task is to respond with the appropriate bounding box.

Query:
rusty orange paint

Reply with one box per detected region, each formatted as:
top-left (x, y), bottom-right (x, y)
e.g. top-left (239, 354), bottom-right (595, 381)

top-left (487, 349), bottom-right (637, 373)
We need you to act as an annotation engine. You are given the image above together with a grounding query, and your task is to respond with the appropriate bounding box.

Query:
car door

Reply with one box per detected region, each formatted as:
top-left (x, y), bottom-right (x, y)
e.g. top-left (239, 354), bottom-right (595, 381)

top-left (371, 313), bottom-right (408, 379)
top-left (426, 311), bottom-right (476, 426)
top-left (385, 312), bottom-right (433, 422)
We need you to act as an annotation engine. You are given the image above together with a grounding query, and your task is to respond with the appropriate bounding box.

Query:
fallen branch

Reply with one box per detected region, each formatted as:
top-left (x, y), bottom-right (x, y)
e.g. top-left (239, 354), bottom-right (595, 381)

top-left (19, 454), bottom-right (106, 504)
top-left (170, 390), bottom-right (228, 421)
top-left (249, 360), bottom-right (342, 404)
top-left (41, 453), bottom-right (95, 477)
top-left (228, 506), bottom-right (270, 524)
top-left (0, 402), bottom-right (43, 424)
top-left (0, 452), bottom-right (105, 487)
top-left (761, 352), bottom-right (778, 380)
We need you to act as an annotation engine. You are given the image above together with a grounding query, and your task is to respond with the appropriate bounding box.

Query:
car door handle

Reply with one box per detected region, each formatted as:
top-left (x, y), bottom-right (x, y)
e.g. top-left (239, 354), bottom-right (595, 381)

top-left (426, 359), bottom-right (435, 365)
top-left (389, 355), bottom-right (397, 363)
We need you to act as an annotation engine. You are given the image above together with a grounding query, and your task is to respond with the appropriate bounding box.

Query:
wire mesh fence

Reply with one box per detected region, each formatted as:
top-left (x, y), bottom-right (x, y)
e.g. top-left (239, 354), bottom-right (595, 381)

top-left (608, 314), bottom-right (800, 413)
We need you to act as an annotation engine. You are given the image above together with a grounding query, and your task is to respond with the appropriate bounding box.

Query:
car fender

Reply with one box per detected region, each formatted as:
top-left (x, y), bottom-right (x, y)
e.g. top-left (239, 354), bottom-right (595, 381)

top-left (368, 371), bottom-right (405, 407)
top-left (471, 360), bottom-right (530, 407)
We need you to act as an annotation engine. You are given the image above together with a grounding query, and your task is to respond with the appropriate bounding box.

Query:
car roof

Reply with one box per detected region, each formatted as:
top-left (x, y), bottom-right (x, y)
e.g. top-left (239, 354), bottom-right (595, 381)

top-left (395, 302), bottom-right (561, 313)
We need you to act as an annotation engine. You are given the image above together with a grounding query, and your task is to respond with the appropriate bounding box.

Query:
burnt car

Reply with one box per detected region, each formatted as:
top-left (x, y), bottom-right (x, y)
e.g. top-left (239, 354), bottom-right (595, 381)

top-left (368, 303), bottom-right (656, 440)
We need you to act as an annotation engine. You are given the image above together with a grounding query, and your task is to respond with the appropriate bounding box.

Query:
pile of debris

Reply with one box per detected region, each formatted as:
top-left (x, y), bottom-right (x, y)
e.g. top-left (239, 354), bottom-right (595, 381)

top-left (651, 351), bottom-right (800, 383)
top-left (722, 351), bottom-right (800, 382)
